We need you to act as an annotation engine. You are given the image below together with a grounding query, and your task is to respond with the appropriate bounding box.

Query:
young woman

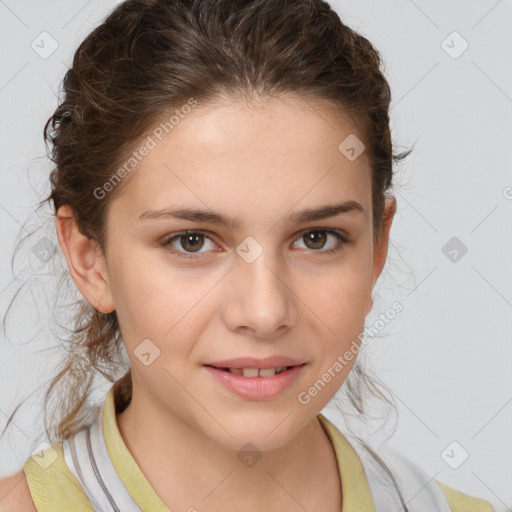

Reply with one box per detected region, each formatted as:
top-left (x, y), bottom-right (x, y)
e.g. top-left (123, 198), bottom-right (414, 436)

top-left (0, 0), bottom-right (496, 510)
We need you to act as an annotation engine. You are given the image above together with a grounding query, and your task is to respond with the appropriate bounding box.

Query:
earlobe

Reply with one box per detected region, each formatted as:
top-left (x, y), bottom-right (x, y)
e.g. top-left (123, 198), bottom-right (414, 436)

top-left (56, 205), bottom-right (115, 314)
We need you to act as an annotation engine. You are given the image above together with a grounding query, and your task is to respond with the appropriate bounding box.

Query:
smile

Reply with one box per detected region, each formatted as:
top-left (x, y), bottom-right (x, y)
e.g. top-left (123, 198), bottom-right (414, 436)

top-left (203, 364), bottom-right (306, 400)
top-left (214, 366), bottom-right (293, 377)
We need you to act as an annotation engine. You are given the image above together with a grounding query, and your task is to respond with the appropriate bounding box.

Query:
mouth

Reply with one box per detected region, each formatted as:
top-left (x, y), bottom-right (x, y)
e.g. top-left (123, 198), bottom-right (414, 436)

top-left (203, 362), bottom-right (307, 400)
top-left (204, 365), bottom-right (303, 378)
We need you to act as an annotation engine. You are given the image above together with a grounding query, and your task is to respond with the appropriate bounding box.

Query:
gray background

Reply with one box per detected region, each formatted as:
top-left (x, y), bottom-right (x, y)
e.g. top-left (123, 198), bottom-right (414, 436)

top-left (0, 0), bottom-right (511, 509)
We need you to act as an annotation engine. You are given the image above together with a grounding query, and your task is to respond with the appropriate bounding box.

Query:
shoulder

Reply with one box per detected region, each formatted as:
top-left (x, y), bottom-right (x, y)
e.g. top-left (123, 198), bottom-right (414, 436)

top-left (21, 440), bottom-right (94, 512)
top-left (0, 470), bottom-right (37, 512)
top-left (367, 443), bottom-right (496, 511)
top-left (380, 445), bottom-right (495, 511)
top-left (436, 480), bottom-right (495, 512)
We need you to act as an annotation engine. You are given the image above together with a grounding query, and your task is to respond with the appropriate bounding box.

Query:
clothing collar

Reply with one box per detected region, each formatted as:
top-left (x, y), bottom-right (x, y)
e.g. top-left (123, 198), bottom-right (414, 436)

top-left (102, 385), bottom-right (376, 511)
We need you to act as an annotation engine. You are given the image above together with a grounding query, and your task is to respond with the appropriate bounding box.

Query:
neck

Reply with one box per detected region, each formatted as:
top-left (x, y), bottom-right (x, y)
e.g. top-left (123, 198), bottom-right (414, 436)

top-left (115, 384), bottom-right (342, 511)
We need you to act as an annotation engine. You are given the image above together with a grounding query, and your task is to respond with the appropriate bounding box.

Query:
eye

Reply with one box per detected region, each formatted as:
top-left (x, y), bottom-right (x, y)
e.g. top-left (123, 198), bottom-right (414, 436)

top-left (161, 228), bottom-right (350, 260)
top-left (292, 228), bottom-right (349, 254)
top-left (162, 230), bottom-right (216, 259)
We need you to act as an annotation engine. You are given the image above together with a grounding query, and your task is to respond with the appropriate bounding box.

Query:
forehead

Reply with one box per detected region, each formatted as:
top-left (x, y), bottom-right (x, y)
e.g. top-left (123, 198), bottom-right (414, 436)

top-left (110, 94), bottom-right (372, 225)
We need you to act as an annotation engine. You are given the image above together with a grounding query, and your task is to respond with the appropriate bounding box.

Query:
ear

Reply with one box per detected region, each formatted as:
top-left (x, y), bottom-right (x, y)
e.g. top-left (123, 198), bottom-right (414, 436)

top-left (56, 205), bottom-right (115, 314)
top-left (365, 196), bottom-right (397, 315)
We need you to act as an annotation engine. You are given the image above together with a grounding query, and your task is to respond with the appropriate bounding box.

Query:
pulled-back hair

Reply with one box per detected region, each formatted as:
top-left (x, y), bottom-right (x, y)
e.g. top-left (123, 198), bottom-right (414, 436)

top-left (2, 1), bottom-right (412, 500)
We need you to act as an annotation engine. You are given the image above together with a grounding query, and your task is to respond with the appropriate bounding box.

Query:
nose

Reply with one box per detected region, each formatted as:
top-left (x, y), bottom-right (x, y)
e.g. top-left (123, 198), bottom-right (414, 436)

top-left (222, 246), bottom-right (297, 339)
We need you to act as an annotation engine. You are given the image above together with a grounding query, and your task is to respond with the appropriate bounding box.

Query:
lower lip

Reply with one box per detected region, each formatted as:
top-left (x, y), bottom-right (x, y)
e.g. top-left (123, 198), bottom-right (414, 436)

top-left (204, 364), bottom-right (306, 400)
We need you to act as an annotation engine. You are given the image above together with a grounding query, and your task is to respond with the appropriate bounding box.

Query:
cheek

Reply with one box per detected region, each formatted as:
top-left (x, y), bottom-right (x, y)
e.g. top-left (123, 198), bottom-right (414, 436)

top-left (108, 253), bottom-right (214, 356)
top-left (301, 253), bottom-right (373, 397)
top-left (307, 255), bottom-right (373, 333)
top-left (296, 264), bottom-right (371, 409)
top-left (106, 251), bottom-right (175, 338)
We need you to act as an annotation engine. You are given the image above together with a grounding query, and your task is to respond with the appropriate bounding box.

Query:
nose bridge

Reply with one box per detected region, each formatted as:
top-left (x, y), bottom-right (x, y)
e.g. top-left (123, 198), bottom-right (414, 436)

top-left (229, 235), bottom-right (294, 335)
top-left (236, 234), bottom-right (284, 299)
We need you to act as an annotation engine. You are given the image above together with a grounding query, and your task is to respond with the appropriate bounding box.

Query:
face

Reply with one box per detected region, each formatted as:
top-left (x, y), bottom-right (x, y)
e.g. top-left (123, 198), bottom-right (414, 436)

top-left (60, 94), bottom-right (395, 452)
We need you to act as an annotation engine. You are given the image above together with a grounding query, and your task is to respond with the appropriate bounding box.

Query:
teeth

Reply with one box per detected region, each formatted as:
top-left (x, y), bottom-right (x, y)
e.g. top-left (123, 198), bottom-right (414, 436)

top-left (242, 368), bottom-right (259, 378)
top-left (228, 366), bottom-right (288, 377)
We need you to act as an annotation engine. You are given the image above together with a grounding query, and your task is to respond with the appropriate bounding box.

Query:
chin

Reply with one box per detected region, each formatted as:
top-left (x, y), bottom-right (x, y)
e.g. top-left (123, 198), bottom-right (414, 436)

top-left (198, 408), bottom-right (311, 453)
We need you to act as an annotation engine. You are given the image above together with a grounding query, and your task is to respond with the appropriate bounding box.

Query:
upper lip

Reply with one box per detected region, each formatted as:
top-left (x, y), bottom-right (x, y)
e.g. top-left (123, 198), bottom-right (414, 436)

top-left (204, 356), bottom-right (306, 369)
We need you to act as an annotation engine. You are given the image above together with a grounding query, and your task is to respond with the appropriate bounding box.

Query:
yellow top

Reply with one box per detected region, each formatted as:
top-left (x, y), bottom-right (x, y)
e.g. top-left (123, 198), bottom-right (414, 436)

top-left (23, 387), bottom-right (494, 511)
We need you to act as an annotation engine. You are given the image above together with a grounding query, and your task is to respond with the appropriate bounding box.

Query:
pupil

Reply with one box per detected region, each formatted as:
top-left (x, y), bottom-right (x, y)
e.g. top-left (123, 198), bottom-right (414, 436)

top-left (306, 231), bottom-right (325, 249)
top-left (182, 234), bottom-right (203, 252)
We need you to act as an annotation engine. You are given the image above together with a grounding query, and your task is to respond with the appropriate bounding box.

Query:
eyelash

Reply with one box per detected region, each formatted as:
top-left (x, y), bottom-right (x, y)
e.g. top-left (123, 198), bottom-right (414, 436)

top-left (161, 228), bottom-right (350, 260)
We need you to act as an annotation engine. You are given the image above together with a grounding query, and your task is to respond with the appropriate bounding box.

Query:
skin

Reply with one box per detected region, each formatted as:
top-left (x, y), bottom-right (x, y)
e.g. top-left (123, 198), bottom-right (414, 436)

top-left (56, 93), bottom-right (396, 511)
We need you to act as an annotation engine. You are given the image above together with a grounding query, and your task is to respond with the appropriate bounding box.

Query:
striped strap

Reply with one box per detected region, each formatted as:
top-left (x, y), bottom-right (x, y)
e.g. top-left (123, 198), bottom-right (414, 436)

top-left (62, 401), bottom-right (142, 512)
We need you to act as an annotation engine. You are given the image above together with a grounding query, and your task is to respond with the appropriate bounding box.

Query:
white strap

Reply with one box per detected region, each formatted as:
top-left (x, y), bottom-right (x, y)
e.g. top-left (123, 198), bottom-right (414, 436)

top-left (62, 402), bottom-right (142, 512)
top-left (350, 439), bottom-right (453, 512)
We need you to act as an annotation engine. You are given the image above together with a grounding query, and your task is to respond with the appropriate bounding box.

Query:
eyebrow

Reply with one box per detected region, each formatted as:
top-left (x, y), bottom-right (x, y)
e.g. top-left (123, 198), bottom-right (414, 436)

top-left (138, 200), bottom-right (364, 229)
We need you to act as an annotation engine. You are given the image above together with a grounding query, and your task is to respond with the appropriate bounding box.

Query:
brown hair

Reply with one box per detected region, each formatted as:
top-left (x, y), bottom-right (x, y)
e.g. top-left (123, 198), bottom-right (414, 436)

top-left (2, 0), bottom-right (412, 459)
